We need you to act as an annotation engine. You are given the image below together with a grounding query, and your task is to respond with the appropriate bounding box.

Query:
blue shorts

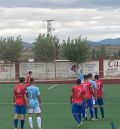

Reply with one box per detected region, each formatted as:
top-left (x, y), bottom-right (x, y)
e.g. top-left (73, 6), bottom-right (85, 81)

top-left (72, 103), bottom-right (83, 114)
top-left (82, 98), bottom-right (93, 109)
top-left (15, 105), bottom-right (26, 114)
top-left (95, 98), bottom-right (104, 106)
top-left (87, 98), bottom-right (93, 108)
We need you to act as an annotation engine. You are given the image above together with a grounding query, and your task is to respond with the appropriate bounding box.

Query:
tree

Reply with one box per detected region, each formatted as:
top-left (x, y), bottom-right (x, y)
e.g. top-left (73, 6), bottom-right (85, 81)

top-left (62, 36), bottom-right (90, 63)
top-left (91, 48), bottom-right (96, 60)
top-left (99, 45), bottom-right (107, 58)
top-left (118, 50), bottom-right (120, 57)
top-left (0, 36), bottom-right (23, 62)
top-left (32, 34), bottom-right (59, 61)
top-left (95, 51), bottom-right (100, 59)
top-left (114, 52), bottom-right (118, 58)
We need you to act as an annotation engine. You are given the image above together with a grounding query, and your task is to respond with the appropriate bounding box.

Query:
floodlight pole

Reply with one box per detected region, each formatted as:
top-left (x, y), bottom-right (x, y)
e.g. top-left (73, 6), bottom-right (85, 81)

top-left (53, 36), bottom-right (57, 80)
top-left (46, 19), bottom-right (56, 79)
top-left (46, 19), bottom-right (54, 37)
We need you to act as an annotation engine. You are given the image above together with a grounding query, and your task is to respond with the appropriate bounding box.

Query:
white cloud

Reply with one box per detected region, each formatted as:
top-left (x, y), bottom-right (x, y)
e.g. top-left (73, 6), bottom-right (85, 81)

top-left (0, 0), bottom-right (120, 9)
top-left (0, 7), bottom-right (120, 42)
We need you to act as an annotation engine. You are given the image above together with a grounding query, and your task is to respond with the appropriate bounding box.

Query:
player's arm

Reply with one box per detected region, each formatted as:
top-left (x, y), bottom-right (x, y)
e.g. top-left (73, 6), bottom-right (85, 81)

top-left (92, 81), bottom-right (97, 96)
top-left (102, 83), bottom-right (105, 100)
top-left (103, 88), bottom-right (105, 100)
top-left (83, 92), bottom-right (87, 102)
top-left (70, 88), bottom-right (73, 104)
top-left (91, 81), bottom-right (97, 98)
top-left (13, 88), bottom-right (16, 105)
top-left (23, 88), bottom-right (29, 107)
top-left (93, 81), bottom-right (97, 89)
top-left (37, 88), bottom-right (42, 108)
top-left (89, 81), bottom-right (95, 96)
top-left (90, 85), bottom-right (95, 97)
top-left (94, 89), bottom-right (97, 99)
top-left (70, 95), bottom-right (73, 104)
top-left (38, 95), bottom-right (42, 104)
top-left (24, 93), bottom-right (29, 107)
top-left (13, 95), bottom-right (15, 105)
top-left (38, 95), bottom-right (42, 110)
top-left (25, 75), bottom-right (27, 82)
top-left (25, 74), bottom-right (30, 83)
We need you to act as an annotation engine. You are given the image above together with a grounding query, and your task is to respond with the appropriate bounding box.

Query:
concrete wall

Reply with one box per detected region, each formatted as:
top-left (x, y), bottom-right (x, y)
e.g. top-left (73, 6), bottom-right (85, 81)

top-left (3, 59), bottom-right (120, 80)
top-left (104, 59), bottom-right (120, 78)
top-left (19, 61), bottom-right (99, 80)
top-left (0, 64), bottom-right (15, 80)
top-left (0, 61), bottom-right (99, 80)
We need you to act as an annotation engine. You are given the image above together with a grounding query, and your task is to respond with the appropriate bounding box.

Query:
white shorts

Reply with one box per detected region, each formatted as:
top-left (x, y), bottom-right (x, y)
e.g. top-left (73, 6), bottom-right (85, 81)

top-left (81, 80), bottom-right (84, 83)
top-left (28, 106), bottom-right (41, 114)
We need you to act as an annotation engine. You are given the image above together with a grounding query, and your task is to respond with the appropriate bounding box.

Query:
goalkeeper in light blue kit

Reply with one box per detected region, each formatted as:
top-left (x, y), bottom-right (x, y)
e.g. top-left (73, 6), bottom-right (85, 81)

top-left (27, 78), bottom-right (42, 129)
top-left (77, 70), bottom-right (84, 83)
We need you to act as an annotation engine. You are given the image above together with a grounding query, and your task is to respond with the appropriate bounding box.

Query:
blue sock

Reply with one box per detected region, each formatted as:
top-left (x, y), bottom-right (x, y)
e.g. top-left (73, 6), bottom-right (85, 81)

top-left (94, 107), bottom-right (98, 119)
top-left (14, 119), bottom-right (18, 128)
top-left (89, 107), bottom-right (94, 118)
top-left (82, 107), bottom-right (86, 119)
top-left (73, 113), bottom-right (80, 124)
top-left (100, 107), bottom-right (104, 118)
top-left (21, 120), bottom-right (25, 129)
top-left (111, 122), bottom-right (115, 129)
top-left (78, 113), bottom-right (81, 122)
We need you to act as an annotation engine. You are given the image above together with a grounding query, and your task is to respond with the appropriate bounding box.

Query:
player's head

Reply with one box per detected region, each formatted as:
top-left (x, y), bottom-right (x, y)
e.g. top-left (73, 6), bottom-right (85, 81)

top-left (94, 75), bottom-right (99, 80)
top-left (87, 73), bottom-right (92, 78)
top-left (30, 78), bottom-right (34, 83)
top-left (28, 71), bottom-right (32, 75)
top-left (80, 70), bottom-right (83, 73)
top-left (76, 79), bottom-right (81, 85)
top-left (84, 75), bottom-right (88, 80)
top-left (19, 77), bottom-right (25, 83)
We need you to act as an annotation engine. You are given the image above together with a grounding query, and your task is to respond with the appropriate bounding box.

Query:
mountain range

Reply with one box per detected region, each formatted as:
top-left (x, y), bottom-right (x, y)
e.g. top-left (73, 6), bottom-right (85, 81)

top-left (89, 38), bottom-right (120, 46)
top-left (22, 42), bottom-right (32, 49)
top-left (22, 38), bottom-right (120, 49)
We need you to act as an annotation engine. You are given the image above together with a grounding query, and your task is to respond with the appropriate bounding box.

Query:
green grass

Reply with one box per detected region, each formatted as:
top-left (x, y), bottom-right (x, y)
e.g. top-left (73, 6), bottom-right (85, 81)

top-left (0, 83), bottom-right (119, 129)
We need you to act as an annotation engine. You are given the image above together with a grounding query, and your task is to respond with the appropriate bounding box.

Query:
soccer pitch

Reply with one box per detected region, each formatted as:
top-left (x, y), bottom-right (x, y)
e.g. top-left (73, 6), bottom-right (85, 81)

top-left (0, 83), bottom-right (119, 129)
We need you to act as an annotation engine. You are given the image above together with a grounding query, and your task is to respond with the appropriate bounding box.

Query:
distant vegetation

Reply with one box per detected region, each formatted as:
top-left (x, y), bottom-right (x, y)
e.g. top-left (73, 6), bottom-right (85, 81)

top-left (1, 35), bottom-right (120, 62)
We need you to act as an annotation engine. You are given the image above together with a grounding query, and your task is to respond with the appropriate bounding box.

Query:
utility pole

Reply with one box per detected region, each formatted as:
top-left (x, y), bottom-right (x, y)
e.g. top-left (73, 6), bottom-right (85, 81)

top-left (53, 36), bottom-right (57, 80)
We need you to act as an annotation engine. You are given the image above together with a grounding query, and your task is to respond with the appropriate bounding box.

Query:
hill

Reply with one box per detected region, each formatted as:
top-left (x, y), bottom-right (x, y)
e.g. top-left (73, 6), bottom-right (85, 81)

top-left (90, 38), bottom-right (120, 46)
top-left (22, 42), bottom-right (32, 49)
top-left (22, 38), bottom-right (120, 49)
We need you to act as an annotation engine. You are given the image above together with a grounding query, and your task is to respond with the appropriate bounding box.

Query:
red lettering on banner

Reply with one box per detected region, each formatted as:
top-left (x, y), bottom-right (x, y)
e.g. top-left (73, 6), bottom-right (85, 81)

top-left (0, 66), bottom-right (8, 73)
top-left (107, 60), bottom-right (120, 73)
top-left (108, 60), bottom-right (120, 67)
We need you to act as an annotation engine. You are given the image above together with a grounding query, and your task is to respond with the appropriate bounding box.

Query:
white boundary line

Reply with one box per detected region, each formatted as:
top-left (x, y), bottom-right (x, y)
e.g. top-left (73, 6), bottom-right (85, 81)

top-left (48, 84), bottom-right (58, 90)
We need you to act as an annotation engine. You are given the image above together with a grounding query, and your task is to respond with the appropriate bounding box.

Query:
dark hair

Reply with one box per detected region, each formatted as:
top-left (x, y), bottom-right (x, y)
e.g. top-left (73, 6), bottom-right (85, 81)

top-left (28, 71), bottom-right (32, 74)
top-left (80, 70), bottom-right (83, 73)
top-left (87, 73), bottom-right (92, 78)
top-left (84, 75), bottom-right (88, 80)
top-left (76, 79), bottom-right (81, 84)
top-left (30, 78), bottom-right (34, 83)
top-left (94, 75), bottom-right (99, 79)
top-left (19, 77), bottom-right (25, 83)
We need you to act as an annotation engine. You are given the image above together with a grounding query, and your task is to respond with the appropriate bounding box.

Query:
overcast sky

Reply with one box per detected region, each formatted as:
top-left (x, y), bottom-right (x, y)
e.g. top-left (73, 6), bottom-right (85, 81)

top-left (0, 0), bottom-right (120, 43)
